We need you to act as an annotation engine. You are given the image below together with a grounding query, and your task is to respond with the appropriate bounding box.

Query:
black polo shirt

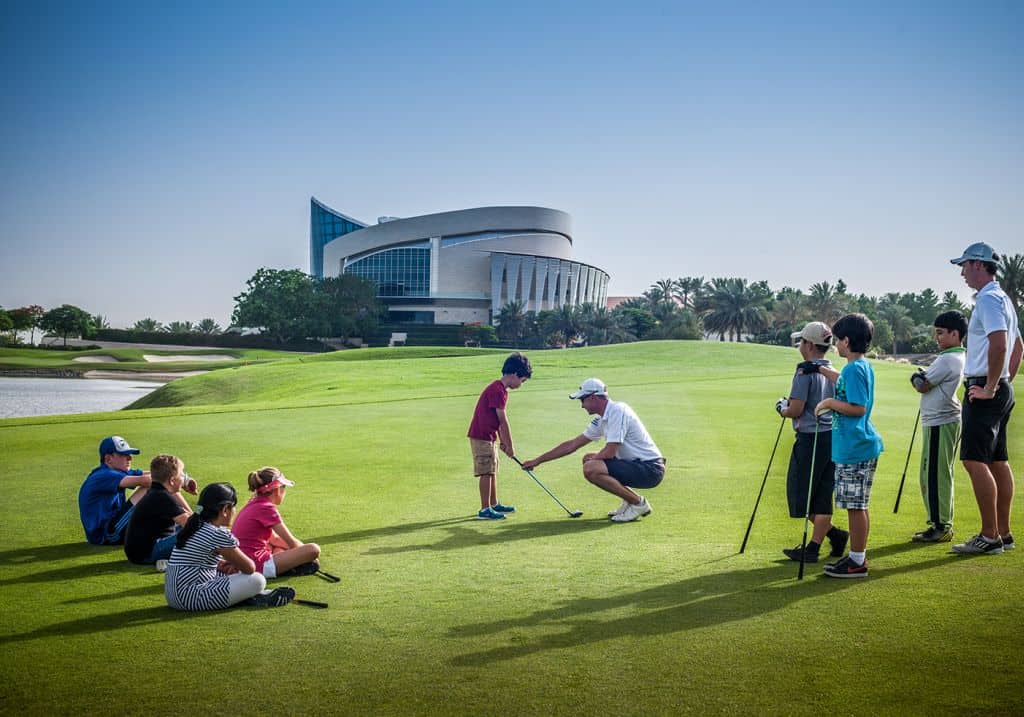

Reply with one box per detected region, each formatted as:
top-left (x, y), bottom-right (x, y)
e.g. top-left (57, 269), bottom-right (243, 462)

top-left (124, 483), bottom-right (186, 564)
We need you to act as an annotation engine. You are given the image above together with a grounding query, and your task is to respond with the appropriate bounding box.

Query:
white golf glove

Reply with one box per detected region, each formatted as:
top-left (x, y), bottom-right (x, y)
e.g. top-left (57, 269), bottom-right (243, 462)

top-left (775, 397), bottom-right (789, 415)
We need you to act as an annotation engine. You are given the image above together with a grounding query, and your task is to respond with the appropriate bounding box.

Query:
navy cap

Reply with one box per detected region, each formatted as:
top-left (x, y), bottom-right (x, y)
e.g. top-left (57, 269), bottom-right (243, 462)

top-left (99, 436), bottom-right (140, 459)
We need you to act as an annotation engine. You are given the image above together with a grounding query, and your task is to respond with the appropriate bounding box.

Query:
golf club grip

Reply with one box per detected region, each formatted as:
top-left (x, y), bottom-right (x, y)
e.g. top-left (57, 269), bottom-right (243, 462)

top-left (294, 599), bottom-right (328, 608)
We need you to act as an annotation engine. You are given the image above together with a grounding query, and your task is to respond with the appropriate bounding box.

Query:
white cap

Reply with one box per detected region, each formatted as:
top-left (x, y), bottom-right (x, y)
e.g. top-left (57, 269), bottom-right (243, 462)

top-left (569, 378), bottom-right (608, 399)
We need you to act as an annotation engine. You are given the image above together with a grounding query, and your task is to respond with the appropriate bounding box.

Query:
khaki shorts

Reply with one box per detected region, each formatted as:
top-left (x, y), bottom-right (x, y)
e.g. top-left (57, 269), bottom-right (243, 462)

top-left (470, 438), bottom-right (498, 476)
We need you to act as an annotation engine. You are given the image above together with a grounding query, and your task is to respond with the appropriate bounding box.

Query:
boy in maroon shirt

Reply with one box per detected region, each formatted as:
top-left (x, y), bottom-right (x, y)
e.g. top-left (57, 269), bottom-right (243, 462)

top-left (467, 352), bottom-right (532, 519)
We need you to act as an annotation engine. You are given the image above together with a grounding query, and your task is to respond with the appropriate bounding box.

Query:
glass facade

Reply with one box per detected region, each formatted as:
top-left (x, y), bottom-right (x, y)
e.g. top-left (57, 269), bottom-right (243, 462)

top-left (310, 199), bottom-right (366, 278)
top-left (345, 246), bottom-right (431, 297)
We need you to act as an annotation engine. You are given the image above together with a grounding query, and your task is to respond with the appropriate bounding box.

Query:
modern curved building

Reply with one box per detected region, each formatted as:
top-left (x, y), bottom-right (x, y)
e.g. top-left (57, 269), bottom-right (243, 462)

top-left (311, 198), bottom-right (610, 325)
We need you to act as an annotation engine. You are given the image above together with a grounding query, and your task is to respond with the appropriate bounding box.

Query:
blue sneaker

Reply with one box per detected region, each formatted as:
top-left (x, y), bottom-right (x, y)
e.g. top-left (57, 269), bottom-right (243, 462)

top-left (491, 503), bottom-right (516, 513)
top-left (476, 507), bottom-right (506, 520)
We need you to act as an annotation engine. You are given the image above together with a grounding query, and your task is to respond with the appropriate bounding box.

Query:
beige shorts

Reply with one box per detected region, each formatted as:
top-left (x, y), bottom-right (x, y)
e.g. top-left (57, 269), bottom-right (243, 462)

top-left (470, 438), bottom-right (498, 476)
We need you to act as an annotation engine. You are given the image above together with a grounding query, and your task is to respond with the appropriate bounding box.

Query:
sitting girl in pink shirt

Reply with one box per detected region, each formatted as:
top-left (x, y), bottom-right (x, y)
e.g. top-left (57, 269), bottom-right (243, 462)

top-left (231, 467), bottom-right (321, 578)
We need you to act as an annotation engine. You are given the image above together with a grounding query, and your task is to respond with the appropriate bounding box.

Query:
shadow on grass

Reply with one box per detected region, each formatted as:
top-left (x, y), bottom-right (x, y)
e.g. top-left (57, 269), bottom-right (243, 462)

top-left (61, 584), bottom-right (164, 604)
top-left (0, 541), bottom-right (115, 566)
top-left (308, 516), bottom-right (479, 547)
top-left (449, 541), bottom-right (959, 666)
top-left (0, 605), bottom-right (192, 645)
top-left (362, 517), bottom-right (613, 555)
top-left (0, 557), bottom-right (142, 586)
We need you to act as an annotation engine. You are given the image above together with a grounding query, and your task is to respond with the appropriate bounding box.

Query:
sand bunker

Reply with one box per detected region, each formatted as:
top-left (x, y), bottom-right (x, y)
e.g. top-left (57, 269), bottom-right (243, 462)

top-left (143, 354), bottom-right (235, 362)
top-left (72, 355), bottom-right (119, 363)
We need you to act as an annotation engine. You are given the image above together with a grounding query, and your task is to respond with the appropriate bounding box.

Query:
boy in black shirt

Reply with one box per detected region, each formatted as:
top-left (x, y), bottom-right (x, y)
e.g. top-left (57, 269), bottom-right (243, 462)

top-left (124, 454), bottom-right (196, 565)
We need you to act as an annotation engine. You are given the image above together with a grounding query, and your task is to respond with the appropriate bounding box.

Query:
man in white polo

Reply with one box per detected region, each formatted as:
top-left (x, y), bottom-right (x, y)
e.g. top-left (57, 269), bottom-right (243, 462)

top-left (949, 242), bottom-right (1023, 555)
top-left (522, 378), bottom-right (665, 522)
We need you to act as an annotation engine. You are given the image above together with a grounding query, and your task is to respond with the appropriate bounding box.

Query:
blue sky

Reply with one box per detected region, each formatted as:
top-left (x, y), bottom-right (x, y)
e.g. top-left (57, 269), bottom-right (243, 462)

top-left (1, 1), bottom-right (1021, 328)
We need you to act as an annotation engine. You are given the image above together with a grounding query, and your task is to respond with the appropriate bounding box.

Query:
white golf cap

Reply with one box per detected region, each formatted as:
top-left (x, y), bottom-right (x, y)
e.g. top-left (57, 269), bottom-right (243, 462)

top-left (569, 378), bottom-right (608, 399)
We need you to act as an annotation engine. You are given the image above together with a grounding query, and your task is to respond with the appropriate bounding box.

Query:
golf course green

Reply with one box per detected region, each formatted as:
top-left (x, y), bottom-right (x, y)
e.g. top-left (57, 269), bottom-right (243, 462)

top-left (1, 341), bottom-right (1020, 715)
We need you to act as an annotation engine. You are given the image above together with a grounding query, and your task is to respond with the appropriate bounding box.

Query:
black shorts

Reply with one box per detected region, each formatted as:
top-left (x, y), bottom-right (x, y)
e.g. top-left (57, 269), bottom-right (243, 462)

top-left (786, 431), bottom-right (835, 518)
top-left (605, 458), bottom-right (665, 489)
top-left (961, 378), bottom-right (1015, 463)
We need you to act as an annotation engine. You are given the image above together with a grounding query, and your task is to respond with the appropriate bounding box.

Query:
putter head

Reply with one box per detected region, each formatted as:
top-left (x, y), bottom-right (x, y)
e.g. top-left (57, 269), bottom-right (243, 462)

top-left (570, 511), bottom-right (583, 518)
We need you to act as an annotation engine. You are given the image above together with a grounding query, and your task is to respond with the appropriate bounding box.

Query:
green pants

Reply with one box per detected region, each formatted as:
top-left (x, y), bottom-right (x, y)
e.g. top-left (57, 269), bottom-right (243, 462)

top-left (919, 421), bottom-right (960, 528)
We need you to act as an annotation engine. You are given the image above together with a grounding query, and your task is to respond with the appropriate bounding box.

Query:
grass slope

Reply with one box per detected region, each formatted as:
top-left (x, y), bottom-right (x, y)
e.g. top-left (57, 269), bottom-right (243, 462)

top-left (0, 341), bottom-right (1020, 715)
top-left (0, 347), bottom-right (299, 375)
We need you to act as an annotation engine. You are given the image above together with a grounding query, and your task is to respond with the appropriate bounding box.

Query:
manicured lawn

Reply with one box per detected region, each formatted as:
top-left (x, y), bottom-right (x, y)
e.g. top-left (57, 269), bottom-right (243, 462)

top-left (0, 342), bottom-right (1020, 715)
top-left (0, 346), bottom-right (300, 374)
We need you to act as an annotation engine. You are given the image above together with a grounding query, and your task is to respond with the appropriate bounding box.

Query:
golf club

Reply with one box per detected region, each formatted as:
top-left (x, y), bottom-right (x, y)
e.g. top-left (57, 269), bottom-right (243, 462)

top-left (294, 598), bottom-right (329, 609)
top-left (893, 409), bottom-right (920, 514)
top-left (798, 421), bottom-right (822, 580)
top-left (316, 569), bottom-right (341, 583)
top-left (739, 416), bottom-right (787, 553)
top-left (511, 456), bottom-right (583, 518)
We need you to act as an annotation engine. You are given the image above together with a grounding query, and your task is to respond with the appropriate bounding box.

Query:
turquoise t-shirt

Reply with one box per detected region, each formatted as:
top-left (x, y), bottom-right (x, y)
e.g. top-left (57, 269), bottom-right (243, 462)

top-left (832, 357), bottom-right (884, 464)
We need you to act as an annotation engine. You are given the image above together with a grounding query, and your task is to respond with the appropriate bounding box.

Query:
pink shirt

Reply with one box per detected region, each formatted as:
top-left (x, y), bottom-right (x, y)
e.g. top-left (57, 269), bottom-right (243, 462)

top-left (467, 380), bottom-right (508, 441)
top-left (231, 495), bottom-right (281, 571)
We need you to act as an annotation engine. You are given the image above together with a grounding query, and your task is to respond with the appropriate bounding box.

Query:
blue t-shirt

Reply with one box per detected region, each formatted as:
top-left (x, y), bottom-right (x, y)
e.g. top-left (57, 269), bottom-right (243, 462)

top-left (832, 358), bottom-right (884, 464)
top-left (78, 465), bottom-right (142, 544)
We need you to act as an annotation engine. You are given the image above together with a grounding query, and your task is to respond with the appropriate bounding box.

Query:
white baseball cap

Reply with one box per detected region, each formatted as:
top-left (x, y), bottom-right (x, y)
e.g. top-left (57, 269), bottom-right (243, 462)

top-left (569, 378), bottom-right (608, 399)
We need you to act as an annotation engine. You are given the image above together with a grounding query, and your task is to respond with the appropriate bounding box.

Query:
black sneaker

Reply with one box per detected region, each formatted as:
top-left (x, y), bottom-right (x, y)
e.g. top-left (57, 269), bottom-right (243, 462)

top-left (828, 528), bottom-right (849, 557)
top-left (912, 526), bottom-right (953, 543)
top-left (782, 544), bottom-right (820, 563)
top-left (951, 534), bottom-right (1003, 555)
top-left (1001, 533), bottom-right (1015, 551)
top-left (823, 555), bottom-right (868, 578)
top-left (280, 560), bottom-right (320, 577)
top-left (246, 587), bottom-right (296, 608)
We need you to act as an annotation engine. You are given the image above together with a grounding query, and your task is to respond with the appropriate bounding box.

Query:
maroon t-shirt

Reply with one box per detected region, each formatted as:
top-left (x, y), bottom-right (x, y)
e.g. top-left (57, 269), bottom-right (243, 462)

top-left (467, 380), bottom-right (508, 441)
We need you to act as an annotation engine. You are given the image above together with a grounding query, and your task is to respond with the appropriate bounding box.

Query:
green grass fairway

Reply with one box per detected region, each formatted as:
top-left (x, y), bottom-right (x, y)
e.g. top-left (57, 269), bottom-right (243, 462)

top-left (1, 342), bottom-right (1020, 715)
top-left (0, 346), bottom-right (301, 375)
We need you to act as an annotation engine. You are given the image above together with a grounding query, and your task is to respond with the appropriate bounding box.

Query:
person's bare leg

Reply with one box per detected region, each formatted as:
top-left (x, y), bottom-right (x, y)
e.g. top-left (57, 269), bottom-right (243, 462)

top-left (478, 474), bottom-right (494, 510)
top-left (847, 509), bottom-right (869, 552)
top-left (963, 460), bottom-right (999, 539)
top-left (583, 460), bottom-right (639, 503)
top-left (991, 461), bottom-right (1015, 538)
top-left (810, 514), bottom-right (832, 544)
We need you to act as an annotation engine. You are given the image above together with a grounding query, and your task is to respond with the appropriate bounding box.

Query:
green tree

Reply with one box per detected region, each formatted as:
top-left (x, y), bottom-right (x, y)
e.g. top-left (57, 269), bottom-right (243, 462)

top-left (9, 305), bottom-right (44, 344)
top-left (997, 253), bottom-right (1024, 313)
top-left (577, 304), bottom-right (630, 345)
top-left (494, 300), bottom-right (528, 344)
top-left (319, 274), bottom-right (383, 339)
top-left (771, 287), bottom-right (807, 330)
top-left (91, 314), bottom-right (110, 331)
top-left (232, 268), bottom-right (324, 343)
top-left (0, 307), bottom-right (13, 337)
top-left (939, 291), bottom-right (968, 314)
top-left (878, 301), bottom-right (914, 354)
top-left (40, 304), bottom-right (94, 347)
top-left (673, 276), bottom-right (706, 309)
top-left (133, 318), bottom-right (164, 332)
top-left (612, 300), bottom-right (656, 340)
top-left (806, 282), bottom-right (845, 324)
top-left (166, 321), bottom-right (195, 334)
top-left (196, 318), bottom-right (222, 334)
top-left (702, 277), bottom-right (770, 341)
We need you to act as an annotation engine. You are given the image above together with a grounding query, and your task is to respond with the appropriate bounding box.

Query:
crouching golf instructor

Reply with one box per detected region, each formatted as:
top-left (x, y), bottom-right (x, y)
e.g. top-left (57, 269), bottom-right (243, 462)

top-left (522, 378), bottom-right (665, 522)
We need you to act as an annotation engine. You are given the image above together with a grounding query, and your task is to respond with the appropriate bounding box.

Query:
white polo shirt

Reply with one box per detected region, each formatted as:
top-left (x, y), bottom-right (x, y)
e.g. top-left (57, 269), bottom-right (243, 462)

top-left (966, 281), bottom-right (1021, 378)
top-left (583, 400), bottom-right (662, 462)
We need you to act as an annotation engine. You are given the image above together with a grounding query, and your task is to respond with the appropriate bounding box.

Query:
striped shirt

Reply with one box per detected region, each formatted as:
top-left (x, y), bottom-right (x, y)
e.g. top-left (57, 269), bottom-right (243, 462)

top-left (164, 522), bottom-right (238, 611)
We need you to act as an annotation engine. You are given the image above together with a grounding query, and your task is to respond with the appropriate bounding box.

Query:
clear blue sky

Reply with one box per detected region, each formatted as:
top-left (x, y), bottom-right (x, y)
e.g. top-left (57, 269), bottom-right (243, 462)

top-left (1, 1), bottom-right (1021, 328)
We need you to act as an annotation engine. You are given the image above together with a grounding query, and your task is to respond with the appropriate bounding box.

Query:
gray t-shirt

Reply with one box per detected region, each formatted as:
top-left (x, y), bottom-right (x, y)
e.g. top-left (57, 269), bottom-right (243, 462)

top-left (920, 347), bottom-right (965, 427)
top-left (789, 359), bottom-right (834, 433)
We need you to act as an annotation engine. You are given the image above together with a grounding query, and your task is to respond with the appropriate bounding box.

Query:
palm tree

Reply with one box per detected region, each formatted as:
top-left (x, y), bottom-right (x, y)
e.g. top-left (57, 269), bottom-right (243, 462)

top-left (771, 288), bottom-right (807, 330)
top-left (702, 277), bottom-right (770, 341)
top-left (878, 301), bottom-right (914, 354)
top-left (196, 318), bottom-right (222, 334)
top-left (91, 314), bottom-right (110, 330)
top-left (494, 300), bottom-right (527, 344)
top-left (998, 253), bottom-right (1024, 312)
top-left (166, 321), bottom-right (195, 334)
top-left (940, 291), bottom-right (968, 314)
top-left (133, 318), bottom-right (163, 332)
top-left (806, 282), bottom-right (845, 323)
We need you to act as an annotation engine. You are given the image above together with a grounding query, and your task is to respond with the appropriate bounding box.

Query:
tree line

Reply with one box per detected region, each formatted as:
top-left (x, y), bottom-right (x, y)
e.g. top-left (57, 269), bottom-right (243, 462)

top-left (493, 253), bottom-right (1024, 354)
top-left (4, 254), bottom-right (1021, 351)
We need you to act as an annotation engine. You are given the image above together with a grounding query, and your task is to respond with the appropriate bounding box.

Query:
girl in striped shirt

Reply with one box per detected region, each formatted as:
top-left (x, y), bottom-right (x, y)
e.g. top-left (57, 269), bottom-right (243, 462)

top-left (165, 483), bottom-right (293, 610)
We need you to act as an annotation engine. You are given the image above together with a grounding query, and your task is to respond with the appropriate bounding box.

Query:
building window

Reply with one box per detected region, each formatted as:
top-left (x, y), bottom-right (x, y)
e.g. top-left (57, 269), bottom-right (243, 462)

top-left (345, 247), bottom-right (430, 297)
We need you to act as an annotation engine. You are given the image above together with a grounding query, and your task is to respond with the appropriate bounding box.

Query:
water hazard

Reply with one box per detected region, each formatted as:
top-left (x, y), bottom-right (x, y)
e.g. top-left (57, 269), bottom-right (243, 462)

top-left (0, 377), bottom-right (162, 419)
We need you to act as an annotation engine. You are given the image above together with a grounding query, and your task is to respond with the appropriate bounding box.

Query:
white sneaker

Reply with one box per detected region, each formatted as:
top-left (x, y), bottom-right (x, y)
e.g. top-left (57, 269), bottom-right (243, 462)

top-left (611, 497), bottom-right (652, 523)
top-left (608, 500), bottom-right (629, 517)
top-left (155, 559), bottom-right (168, 573)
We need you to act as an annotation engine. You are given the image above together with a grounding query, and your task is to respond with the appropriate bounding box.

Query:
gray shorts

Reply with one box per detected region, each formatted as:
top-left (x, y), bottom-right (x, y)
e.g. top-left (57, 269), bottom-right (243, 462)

top-left (834, 459), bottom-right (877, 510)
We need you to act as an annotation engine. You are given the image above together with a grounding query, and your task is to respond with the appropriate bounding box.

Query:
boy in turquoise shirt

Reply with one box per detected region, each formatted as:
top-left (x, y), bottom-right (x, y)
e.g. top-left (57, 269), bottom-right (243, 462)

top-left (814, 313), bottom-right (885, 578)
